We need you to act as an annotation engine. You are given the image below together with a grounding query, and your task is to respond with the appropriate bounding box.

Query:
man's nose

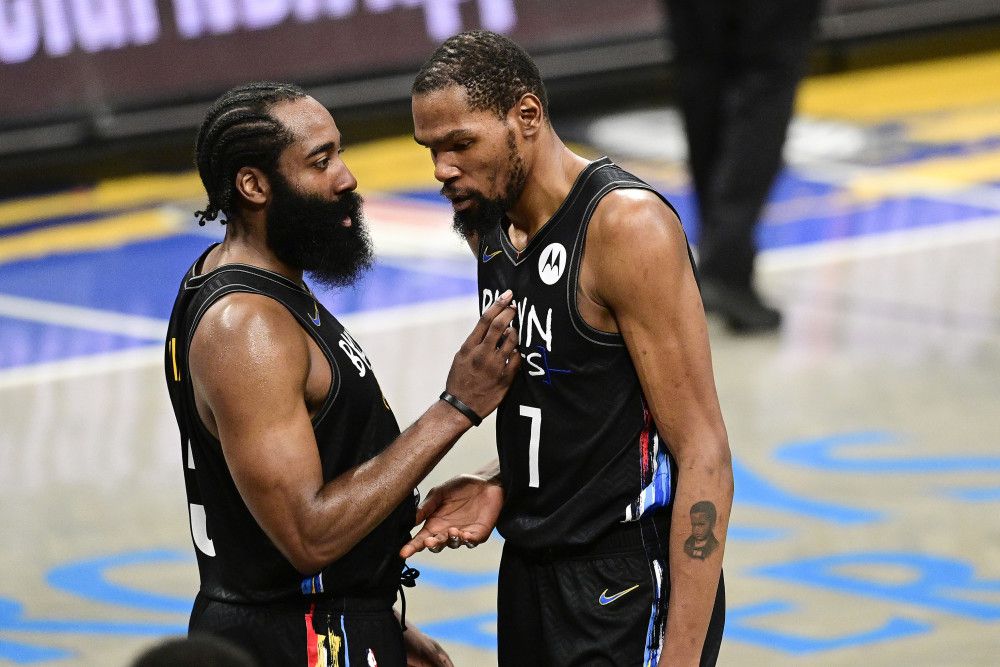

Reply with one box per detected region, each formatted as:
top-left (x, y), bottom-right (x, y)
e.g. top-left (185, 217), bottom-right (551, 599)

top-left (338, 165), bottom-right (359, 193)
top-left (434, 158), bottom-right (459, 184)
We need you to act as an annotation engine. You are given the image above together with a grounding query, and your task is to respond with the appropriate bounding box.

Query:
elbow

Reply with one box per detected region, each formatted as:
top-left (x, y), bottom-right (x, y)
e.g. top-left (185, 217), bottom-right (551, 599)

top-left (676, 432), bottom-right (733, 497)
top-left (279, 524), bottom-right (350, 575)
top-left (286, 547), bottom-right (327, 577)
top-left (285, 540), bottom-right (349, 576)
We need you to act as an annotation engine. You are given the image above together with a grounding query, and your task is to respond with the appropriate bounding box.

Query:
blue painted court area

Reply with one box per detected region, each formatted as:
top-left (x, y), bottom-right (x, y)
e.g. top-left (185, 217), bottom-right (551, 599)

top-left (3, 161), bottom-right (998, 373)
top-left (0, 232), bottom-right (476, 370)
top-left (0, 317), bottom-right (153, 370)
top-left (402, 166), bottom-right (1000, 253)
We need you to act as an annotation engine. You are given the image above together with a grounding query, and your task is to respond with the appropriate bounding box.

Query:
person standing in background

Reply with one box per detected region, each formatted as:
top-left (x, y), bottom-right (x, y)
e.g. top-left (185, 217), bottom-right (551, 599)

top-left (663, 0), bottom-right (823, 333)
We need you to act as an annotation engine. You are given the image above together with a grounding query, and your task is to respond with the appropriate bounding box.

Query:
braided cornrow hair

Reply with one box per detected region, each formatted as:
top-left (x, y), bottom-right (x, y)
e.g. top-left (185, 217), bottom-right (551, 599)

top-left (194, 82), bottom-right (307, 225)
top-left (413, 30), bottom-right (548, 119)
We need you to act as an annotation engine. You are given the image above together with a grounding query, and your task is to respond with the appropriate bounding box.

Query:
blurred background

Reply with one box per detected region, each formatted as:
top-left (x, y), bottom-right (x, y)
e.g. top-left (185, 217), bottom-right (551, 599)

top-left (1, 0), bottom-right (999, 664)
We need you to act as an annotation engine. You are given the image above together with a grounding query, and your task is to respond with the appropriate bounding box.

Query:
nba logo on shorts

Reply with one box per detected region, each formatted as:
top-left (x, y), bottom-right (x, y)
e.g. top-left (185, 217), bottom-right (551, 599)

top-left (538, 242), bottom-right (567, 285)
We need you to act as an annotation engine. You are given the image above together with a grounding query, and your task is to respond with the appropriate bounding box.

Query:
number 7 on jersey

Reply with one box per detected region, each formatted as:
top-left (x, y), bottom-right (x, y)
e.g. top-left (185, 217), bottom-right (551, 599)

top-left (519, 405), bottom-right (541, 488)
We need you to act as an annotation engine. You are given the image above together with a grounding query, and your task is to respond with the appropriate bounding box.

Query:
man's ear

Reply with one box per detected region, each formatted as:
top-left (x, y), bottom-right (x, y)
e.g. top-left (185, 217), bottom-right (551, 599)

top-left (234, 167), bottom-right (269, 209)
top-left (512, 93), bottom-right (544, 138)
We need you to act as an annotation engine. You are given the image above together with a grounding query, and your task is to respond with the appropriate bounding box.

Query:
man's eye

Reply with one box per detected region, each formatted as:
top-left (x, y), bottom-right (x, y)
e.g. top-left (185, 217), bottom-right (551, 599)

top-left (315, 157), bottom-right (330, 169)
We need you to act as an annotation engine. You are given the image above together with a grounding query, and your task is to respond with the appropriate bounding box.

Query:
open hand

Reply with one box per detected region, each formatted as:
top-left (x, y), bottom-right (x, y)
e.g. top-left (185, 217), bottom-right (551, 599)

top-left (400, 474), bottom-right (505, 558)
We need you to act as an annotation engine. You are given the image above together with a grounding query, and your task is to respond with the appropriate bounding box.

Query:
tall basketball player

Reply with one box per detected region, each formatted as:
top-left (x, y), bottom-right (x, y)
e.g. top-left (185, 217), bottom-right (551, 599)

top-left (405, 32), bottom-right (732, 666)
top-left (165, 82), bottom-right (520, 667)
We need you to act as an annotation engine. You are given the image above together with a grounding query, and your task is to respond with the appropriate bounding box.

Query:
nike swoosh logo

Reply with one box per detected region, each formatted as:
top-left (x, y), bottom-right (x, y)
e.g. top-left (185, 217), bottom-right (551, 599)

top-left (599, 584), bottom-right (640, 606)
top-left (309, 302), bottom-right (321, 326)
top-left (482, 248), bottom-right (502, 262)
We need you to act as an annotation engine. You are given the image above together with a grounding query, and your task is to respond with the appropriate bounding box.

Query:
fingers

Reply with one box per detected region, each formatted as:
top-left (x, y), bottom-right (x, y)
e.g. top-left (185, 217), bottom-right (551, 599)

top-left (400, 528), bottom-right (483, 557)
top-left (399, 531), bottom-right (451, 557)
top-left (425, 533), bottom-right (450, 553)
top-left (482, 300), bottom-right (519, 351)
top-left (399, 533), bottom-right (429, 558)
top-left (466, 289), bottom-right (513, 345)
top-left (497, 322), bottom-right (520, 359)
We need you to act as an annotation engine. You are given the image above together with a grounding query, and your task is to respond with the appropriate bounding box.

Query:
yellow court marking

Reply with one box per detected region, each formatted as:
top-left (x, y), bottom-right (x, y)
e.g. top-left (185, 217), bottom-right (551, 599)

top-left (0, 173), bottom-right (203, 229)
top-left (0, 208), bottom-right (185, 263)
top-left (798, 49), bottom-right (1000, 122)
top-left (846, 148), bottom-right (1000, 200)
top-left (346, 135), bottom-right (440, 194)
top-left (904, 105), bottom-right (1000, 144)
top-left (1, 136), bottom-right (436, 231)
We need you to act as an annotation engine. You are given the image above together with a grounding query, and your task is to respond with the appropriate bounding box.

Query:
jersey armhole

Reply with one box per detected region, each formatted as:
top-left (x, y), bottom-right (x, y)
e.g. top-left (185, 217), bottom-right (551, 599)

top-left (566, 182), bottom-right (631, 347)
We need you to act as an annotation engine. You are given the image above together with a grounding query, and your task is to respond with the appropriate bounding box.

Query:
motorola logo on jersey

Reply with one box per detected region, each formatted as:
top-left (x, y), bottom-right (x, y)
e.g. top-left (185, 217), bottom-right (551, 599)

top-left (538, 242), bottom-right (567, 285)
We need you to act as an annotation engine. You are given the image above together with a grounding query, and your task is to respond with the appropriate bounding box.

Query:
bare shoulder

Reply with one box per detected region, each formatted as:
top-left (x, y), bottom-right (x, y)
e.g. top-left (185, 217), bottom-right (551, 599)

top-left (588, 188), bottom-right (687, 263)
top-left (189, 292), bottom-right (309, 381)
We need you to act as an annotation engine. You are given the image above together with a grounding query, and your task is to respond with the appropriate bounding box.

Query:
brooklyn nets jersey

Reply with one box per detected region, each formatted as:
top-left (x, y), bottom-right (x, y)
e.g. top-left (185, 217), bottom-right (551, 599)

top-left (165, 247), bottom-right (415, 604)
top-left (479, 157), bottom-right (688, 549)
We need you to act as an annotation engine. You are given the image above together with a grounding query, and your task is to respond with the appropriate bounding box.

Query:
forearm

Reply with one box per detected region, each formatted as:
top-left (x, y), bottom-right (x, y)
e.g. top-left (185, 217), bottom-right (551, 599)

top-left (660, 448), bottom-right (733, 666)
top-left (296, 399), bottom-right (473, 570)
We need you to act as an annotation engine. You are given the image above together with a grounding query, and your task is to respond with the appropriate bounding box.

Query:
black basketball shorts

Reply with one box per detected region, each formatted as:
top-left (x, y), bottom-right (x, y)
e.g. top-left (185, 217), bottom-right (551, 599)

top-left (496, 521), bottom-right (725, 666)
top-left (189, 592), bottom-right (405, 666)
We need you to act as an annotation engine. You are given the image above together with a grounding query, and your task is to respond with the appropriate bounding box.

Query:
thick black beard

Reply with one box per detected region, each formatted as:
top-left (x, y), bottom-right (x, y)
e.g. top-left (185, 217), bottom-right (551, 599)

top-left (451, 132), bottom-right (527, 240)
top-left (266, 172), bottom-right (373, 288)
top-left (452, 193), bottom-right (511, 240)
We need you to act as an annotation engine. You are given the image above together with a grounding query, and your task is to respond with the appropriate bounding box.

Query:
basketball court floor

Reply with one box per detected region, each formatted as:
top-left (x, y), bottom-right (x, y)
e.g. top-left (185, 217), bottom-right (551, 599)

top-left (1, 48), bottom-right (999, 666)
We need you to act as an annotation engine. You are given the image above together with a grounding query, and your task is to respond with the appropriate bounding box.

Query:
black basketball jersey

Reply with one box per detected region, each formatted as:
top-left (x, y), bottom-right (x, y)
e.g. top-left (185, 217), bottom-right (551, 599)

top-left (479, 157), bottom-right (686, 549)
top-left (164, 246), bottom-right (415, 604)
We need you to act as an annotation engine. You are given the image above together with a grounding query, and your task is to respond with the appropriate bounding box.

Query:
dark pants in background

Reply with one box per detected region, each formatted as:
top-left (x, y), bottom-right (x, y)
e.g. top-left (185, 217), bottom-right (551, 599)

top-left (664, 0), bottom-right (822, 291)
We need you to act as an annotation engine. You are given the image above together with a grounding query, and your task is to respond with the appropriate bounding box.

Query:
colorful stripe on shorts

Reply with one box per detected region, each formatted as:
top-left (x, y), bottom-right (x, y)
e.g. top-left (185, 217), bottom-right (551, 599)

top-left (301, 572), bottom-right (325, 595)
top-left (624, 406), bottom-right (674, 521)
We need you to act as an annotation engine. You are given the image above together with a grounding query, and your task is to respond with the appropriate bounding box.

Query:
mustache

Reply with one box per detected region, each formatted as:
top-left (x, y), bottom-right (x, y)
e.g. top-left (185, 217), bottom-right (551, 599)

top-left (440, 185), bottom-right (476, 201)
top-left (329, 190), bottom-right (363, 218)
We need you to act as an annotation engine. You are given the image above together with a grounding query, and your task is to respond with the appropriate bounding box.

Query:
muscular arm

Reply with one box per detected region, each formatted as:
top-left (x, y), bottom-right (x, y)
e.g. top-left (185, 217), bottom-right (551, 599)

top-left (585, 191), bottom-right (733, 665)
top-left (190, 291), bottom-right (518, 574)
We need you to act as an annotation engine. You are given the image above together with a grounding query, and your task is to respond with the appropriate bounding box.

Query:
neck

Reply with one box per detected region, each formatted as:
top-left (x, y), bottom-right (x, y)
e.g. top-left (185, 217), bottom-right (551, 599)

top-left (506, 133), bottom-right (590, 245)
top-left (203, 217), bottom-right (304, 285)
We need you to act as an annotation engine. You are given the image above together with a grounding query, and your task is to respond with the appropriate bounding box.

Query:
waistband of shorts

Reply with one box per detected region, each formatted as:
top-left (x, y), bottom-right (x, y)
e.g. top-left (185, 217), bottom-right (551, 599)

top-left (508, 514), bottom-right (670, 561)
top-left (197, 589), bottom-right (396, 613)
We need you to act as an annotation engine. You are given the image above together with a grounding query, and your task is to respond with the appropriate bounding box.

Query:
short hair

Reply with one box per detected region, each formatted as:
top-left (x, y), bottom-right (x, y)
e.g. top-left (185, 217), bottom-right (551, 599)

top-left (690, 501), bottom-right (717, 525)
top-left (412, 30), bottom-right (548, 119)
top-left (194, 81), bottom-right (307, 225)
top-left (130, 635), bottom-right (257, 667)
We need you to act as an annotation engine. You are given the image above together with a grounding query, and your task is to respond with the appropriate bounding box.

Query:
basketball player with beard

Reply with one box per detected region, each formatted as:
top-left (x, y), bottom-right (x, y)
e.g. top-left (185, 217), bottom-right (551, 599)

top-left (404, 33), bottom-right (732, 666)
top-left (164, 82), bottom-right (521, 667)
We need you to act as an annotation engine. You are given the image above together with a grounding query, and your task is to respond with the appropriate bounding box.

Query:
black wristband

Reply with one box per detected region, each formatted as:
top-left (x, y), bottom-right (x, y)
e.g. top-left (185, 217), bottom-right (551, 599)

top-left (439, 391), bottom-right (483, 427)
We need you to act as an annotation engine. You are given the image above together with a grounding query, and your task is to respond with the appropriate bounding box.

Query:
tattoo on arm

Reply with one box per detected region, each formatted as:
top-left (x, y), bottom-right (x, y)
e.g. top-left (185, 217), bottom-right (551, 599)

top-left (683, 500), bottom-right (719, 560)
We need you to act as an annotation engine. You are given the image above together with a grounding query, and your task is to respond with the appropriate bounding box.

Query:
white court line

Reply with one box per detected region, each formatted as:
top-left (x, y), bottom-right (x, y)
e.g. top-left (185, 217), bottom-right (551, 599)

top-left (759, 213), bottom-right (1000, 273)
top-left (0, 345), bottom-right (163, 390)
top-left (374, 255), bottom-right (476, 280)
top-left (341, 294), bottom-right (478, 334)
top-left (0, 293), bottom-right (167, 340)
top-left (0, 295), bottom-right (480, 389)
top-left (5, 210), bottom-right (998, 388)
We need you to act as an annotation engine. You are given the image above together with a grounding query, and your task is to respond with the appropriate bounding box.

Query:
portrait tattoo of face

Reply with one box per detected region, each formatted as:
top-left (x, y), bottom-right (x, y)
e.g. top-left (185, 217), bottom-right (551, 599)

top-left (265, 169), bottom-right (373, 288)
top-left (683, 501), bottom-right (719, 560)
top-left (449, 127), bottom-right (527, 240)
